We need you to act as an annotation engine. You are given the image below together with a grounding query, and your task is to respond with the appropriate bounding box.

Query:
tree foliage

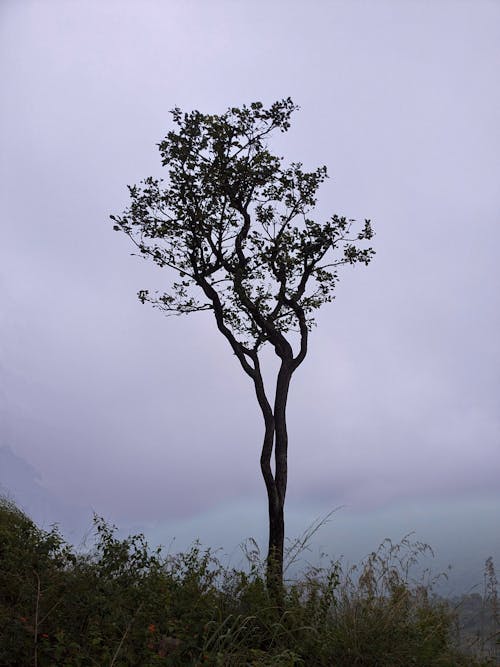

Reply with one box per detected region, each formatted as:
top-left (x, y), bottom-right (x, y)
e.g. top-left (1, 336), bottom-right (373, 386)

top-left (111, 99), bottom-right (374, 364)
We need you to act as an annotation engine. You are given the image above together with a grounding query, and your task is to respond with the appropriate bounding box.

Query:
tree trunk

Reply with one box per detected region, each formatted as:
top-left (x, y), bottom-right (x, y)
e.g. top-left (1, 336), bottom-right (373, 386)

top-left (266, 495), bottom-right (285, 595)
top-left (260, 360), bottom-right (293, 602)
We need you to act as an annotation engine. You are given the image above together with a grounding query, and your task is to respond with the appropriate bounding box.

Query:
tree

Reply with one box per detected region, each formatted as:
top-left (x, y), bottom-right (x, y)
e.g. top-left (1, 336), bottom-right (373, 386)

top-left (111, 98), bottom-right (374, 597)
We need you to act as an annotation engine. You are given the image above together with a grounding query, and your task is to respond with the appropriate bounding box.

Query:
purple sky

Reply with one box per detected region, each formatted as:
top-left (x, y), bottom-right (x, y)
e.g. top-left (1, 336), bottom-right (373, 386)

top-left (1, 1), bottom-right (499, 590)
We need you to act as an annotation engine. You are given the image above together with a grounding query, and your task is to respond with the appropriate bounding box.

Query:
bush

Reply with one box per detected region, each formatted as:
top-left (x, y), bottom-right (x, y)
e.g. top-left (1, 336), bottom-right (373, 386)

top-left (0, 497), bottom-right (497, 666)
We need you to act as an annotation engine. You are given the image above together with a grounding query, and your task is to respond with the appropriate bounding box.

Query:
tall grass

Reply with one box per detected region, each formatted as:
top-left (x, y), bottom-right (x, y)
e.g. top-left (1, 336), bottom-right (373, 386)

top-left (0, 496), bottom-right (498, 666)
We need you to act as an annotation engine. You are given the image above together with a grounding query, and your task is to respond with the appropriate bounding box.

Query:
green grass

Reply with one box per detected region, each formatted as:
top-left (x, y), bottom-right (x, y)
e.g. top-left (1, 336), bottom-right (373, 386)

top-left (0, 496), bottom-right (498, 666)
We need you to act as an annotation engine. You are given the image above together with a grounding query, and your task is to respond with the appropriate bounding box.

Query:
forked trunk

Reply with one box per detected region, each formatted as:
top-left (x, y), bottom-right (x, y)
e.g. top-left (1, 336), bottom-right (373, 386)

top-left (259, 360), bottom-right (293, 603)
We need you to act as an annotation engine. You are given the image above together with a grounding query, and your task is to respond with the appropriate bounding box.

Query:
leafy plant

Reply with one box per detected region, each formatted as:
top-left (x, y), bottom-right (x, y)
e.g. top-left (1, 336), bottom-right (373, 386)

top-left (2, 497), bottom-right (497, 665)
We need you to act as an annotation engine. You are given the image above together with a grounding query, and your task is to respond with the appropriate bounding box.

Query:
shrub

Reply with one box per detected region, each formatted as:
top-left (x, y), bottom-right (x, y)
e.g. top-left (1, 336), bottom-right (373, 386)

top-left (0, 497), bottom-right (497, 666)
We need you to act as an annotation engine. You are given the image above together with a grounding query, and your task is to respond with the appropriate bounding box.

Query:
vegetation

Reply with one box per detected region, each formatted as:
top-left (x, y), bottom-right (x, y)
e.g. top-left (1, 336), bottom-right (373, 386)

top-left (1, 497), bottom-right (498, 666)
top-left (111, 98), bottom-right (374, 593)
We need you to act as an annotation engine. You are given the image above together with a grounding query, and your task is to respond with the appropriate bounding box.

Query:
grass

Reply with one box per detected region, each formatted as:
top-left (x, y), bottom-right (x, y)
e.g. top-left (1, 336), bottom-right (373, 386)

top-left (0, 496), bottom-right (498, 666)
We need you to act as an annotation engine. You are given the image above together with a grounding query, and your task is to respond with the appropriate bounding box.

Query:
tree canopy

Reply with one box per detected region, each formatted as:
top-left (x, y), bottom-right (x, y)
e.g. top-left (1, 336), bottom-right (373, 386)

top-left (111, 98), bottom-right (373, 372)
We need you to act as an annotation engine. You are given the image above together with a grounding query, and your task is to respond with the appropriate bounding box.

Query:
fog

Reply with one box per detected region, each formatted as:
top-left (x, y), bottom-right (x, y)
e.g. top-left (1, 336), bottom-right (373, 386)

top-left (1, 0), bottom-right (499, 593)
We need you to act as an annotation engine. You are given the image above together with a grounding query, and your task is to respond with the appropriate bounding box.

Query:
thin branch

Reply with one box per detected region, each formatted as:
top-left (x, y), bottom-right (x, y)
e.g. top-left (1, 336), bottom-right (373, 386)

top-left (109, 603), bottom-right (144, 667)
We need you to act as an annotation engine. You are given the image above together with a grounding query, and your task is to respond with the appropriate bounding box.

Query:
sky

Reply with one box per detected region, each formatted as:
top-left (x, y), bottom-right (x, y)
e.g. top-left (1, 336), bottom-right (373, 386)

top-left (1, 0), bottom-right (499, 593)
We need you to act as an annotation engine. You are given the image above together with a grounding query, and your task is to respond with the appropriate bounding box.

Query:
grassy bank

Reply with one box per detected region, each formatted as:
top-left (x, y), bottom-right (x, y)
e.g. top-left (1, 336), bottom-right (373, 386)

top-left (0, 497), bottom-right (498, 666)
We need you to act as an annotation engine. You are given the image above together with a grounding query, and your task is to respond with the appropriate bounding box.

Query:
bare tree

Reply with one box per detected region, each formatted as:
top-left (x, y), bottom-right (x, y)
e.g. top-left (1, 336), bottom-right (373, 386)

top-left (111, 99), bottom-right (374, 597)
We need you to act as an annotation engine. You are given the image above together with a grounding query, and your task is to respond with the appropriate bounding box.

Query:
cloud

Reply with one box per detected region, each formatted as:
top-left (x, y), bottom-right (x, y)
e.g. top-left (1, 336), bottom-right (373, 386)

top-left (0, 1), bottom-right (499, 546)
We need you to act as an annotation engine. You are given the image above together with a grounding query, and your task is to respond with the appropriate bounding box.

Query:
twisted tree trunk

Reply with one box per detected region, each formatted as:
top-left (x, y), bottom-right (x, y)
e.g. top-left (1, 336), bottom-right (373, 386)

top-left (255, 359), bottom-right (293, 600)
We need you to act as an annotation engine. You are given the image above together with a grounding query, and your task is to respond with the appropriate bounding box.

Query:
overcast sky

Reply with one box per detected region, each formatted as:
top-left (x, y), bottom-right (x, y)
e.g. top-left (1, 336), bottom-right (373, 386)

top-left (1, 0), bottom-right (499, 591)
